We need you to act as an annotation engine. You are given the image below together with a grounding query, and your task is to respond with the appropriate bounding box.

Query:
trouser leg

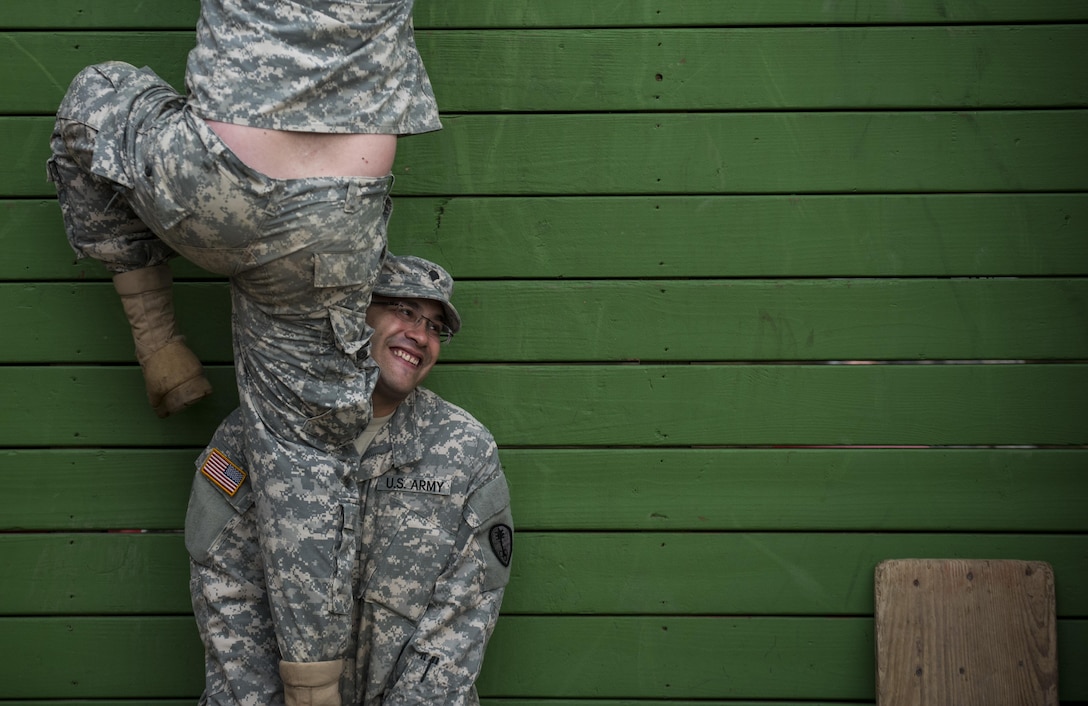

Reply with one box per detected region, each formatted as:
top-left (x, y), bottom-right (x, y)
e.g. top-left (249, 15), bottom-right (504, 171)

top-left (190, 516), bottom-right (284, 706)
top-left (228, 189), bottom-right (389, 665)
top-left (47, 63), bottom-right (208, 415)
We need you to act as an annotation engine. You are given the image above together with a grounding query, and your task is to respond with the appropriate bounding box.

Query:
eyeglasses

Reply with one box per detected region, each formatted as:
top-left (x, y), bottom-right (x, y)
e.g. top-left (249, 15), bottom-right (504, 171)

top-left (376, 300), bottom-right (454, 343)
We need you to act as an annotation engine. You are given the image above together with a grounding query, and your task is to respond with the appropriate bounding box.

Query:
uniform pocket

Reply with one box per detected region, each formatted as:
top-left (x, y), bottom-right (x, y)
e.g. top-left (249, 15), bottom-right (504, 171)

top-left (184, 468), bottom-right (256, 565)
top-left (465, 475), bottom-right (514, 592)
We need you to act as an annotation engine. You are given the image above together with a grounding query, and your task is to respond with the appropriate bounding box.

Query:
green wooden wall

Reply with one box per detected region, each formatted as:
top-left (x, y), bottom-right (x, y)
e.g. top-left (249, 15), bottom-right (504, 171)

top-left (2, 1), bottom-right (1087, 703)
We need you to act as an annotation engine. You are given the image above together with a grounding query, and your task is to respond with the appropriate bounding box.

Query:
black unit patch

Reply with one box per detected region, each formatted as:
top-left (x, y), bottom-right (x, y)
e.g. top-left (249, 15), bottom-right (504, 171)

top-left (488, 523), bottom-right (513, 567)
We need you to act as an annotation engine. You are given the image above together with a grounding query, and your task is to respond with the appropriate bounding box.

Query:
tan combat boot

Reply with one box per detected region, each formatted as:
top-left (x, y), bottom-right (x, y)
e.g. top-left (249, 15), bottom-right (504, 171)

top-left (280, 659), bottom-right (343, 706)
top-left (113, 265), bottom-right (212, 418)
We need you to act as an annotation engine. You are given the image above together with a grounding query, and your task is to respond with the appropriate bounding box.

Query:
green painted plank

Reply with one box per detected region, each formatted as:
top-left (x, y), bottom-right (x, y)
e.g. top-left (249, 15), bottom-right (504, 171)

top-left (458, 278), bottom-right (1088, 361)
top-left (0, 616), bottom-right (1083, 699)
top-left (395, 23), bottom-right (1070, 111)
top-left (425, 364), bottom-right (1088, 447)
top-left (4, 449), bottom-right (1084, 533)
top-left (0, 533), bottom-right (192, 615)
top-left (0, 703), bottom-right (192, 706)
top-left (414, 0), bottom-right (1088, 27)
top-left (8, 112), bottom-right (1088, 197)
top-left (508, 533), bottom-right (1088, 617)
top-left (5, 278), bottom-right (1086, 363)
top-left (0, 32), bottom-right (192, 115)
top-left (0, 282), bottom-right (233, 364)
top-left (390, 194), bottom-right (1088, 279)
top-left (504, 449), bottom-right (1088, 532)
top-left (0, 701), bottom-right (882, 706)
top-left (481, 703), bottom-right (867, 706)
top-left (483, 617), bottom-right (1088, 701)
top-left (0, 449), bottom-right (195, 530)
top-left (0, 702), bottom-right (863, 706)
top-left (0, 617), bottom-right (204, 698)
top-left (392, 111), bottom-right (1088, 195)
top-left (3, 1), bottom-right (199, 29)
top-left (8, 27), bottom-right (1088, 114)
top-left (8, 194), bottom-right (1088, 280)
top-left (6, 0), bottom-right (1088, 28)
top-left (1, 364), bottom-right (1086, 447)
top-left (3, 532), bottom-right (1085, 617)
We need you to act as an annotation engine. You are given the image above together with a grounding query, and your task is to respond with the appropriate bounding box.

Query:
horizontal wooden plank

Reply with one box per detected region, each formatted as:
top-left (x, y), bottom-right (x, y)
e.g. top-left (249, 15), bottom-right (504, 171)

top-left (484, 617), bottom-right (1088, 700)
top-left (0, 700), bottom-right (885, 706)
top-left (7, 112), bottom-right (1088, 197)
top-left (505, 449), bottom-right (1088, 532)
top-left (419, 1), bottom-right (1088, 28)
top-left (1, 32), bottom-right (189, 116)
top-left (0, 533), bottom-right (192, 615)
top-left (3, 1), bottom-right (198, 29)
top-left (6, 0), bottom-right (1088, 28)
top-left (483, 702), bottom-right (865, 706)
top-left (7, 27), bottom-right (1087, 114)
top-left (0, 702), bottom-right (872, 706)
top-left (3, 532), bottom-right (1085, 617)
top-left (426, 364), bottom-right (1088, 447)
top-left (5, 278), bottom-right (1086, 363)
top-left (396, 112), bottom-right (1088, 195)
top-left (7, 195), bottom-right (1088, 280)
top-left (4, 449), bottom-right (1084, 533)
top-left (0, 617), bottom-right (204, 698)
top-left (0, 449), bottom-right (195, 531)
top-left (508, 534), bottom-right (1088, 617)
top-left (1, 364), bottom-right (1085, 447)
top-left (0, 616), bottom-right (1083, 700)
top-left (437, 25), bottom-right (1088, 110)
top-left (0, 703), bottom-right (191, 706)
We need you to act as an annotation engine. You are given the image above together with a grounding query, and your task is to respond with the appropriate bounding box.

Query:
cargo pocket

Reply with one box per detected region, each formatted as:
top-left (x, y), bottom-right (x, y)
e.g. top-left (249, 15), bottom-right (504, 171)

top-left (127, 122), bottom-right (192, 234)
top-left (313, 249), bottom-right (383, 347)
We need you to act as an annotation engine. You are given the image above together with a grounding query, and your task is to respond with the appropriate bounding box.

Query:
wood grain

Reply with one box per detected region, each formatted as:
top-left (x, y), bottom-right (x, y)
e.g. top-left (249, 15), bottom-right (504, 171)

top-left (875, 559), bottom-right (1058, 705)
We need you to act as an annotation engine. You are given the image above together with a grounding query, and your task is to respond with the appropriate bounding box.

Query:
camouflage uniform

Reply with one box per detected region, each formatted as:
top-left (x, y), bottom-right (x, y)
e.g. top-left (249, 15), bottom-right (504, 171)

top-left (187, 390), bottom-right (512, 705)
top-left (47, 0), bottom-right (440, 667)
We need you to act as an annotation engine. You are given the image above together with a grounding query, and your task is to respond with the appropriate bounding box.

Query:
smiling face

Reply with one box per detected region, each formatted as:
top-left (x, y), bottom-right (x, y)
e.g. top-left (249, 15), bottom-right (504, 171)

top-left (366, 296), bottom-right (445, 416)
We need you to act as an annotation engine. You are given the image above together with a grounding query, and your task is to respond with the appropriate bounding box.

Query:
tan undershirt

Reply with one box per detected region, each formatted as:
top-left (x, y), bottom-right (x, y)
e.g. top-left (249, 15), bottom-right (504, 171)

top-left (353, 412), bottom-right (394, 456)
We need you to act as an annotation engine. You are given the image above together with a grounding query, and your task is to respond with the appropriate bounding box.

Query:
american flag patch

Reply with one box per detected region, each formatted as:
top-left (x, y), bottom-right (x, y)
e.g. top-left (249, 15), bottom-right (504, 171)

top-left (201, 448), bottom-right (247, 496)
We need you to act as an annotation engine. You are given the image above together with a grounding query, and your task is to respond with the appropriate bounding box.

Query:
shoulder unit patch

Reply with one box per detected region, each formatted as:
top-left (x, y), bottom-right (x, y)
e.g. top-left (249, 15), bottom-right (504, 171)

top-left (201, 448), bottom-right (247, 497)
top-left (488, 523), bottom-right (513, 567)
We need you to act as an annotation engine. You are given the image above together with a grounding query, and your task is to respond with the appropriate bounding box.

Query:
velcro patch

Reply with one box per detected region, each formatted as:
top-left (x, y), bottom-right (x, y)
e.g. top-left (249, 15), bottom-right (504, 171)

top-left (201, 448), bottom-right (247, 497)
top-left (489, 523), bottom-right (513, 567)
top-left (376, 475), bottom-right (452, 496)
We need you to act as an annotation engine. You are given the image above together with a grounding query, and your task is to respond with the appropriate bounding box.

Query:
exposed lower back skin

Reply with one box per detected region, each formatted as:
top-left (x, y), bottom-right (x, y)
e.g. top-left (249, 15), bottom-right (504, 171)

top-left (207, 120), bottom-right (398, 179)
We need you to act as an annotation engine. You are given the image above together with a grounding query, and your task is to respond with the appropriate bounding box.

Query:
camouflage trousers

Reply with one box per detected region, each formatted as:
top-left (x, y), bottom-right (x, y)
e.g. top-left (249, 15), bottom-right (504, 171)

top-left (48, 62), bottom-right (390, 662)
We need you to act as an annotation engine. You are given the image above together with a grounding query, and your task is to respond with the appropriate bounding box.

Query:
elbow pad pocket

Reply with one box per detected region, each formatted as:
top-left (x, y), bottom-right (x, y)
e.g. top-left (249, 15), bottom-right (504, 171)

top-left (465, 475), bottom-right (513, 592)
top-left (185, 448), bottom-right (255, 564)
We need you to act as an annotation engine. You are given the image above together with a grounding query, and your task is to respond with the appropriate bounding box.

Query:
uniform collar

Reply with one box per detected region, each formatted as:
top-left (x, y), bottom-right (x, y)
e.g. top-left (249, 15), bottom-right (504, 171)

top-left (357, 389), bottom-right (426, 480)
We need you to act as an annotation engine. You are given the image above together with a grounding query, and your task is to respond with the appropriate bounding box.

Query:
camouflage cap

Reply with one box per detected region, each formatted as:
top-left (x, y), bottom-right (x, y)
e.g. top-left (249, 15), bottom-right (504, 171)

top-left (373, 254), bottom-right (462, 334)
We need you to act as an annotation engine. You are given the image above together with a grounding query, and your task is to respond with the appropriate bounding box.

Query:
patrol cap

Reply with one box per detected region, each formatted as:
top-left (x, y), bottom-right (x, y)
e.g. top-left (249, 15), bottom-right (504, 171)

top-left (373, 254), bottom-right (462, 334)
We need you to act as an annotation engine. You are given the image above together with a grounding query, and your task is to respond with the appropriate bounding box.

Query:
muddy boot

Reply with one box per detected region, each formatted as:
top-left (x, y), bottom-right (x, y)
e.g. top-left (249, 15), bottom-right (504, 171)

top-left (113, 265), bottom-right (212, 418)
top-left (280, 659), bottom-right (343, 706)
